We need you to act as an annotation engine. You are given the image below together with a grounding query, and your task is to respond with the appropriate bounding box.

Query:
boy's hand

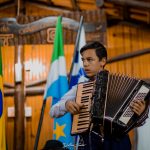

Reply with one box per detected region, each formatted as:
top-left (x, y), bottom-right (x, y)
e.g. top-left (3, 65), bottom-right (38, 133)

top-left (65, 100), bottom-right (84, 115)
top-left (130, 100), bottom-right (146, 116)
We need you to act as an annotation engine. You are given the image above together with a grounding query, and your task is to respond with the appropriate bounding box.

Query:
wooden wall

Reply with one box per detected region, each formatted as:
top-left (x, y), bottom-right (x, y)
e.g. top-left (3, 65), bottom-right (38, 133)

top-left (106, 24), bottom-right (150, 79)
top-left (3, 44), bottom-right (74, 150)
top-left (2, 24), bottom-right (150, 150)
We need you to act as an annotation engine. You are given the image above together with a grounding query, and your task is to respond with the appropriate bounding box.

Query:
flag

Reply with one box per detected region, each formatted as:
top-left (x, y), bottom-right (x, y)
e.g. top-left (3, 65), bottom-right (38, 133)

top-left (0, 46), bottom-right (6, 150)
top-left (69, 25), bottom-right (86, 89)
top-left (43, 16), bottom-right (74, 148)
top-left (69, 22), bottom-right (86, 149)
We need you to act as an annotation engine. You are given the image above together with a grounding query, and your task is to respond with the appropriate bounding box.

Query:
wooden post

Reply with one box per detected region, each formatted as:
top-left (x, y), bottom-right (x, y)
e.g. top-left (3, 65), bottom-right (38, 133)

top-left (14, 45), bottom-right (25, 150)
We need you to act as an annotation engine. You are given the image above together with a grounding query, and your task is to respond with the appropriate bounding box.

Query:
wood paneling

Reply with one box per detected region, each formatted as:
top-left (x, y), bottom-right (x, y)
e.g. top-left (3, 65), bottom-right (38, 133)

top-left (106, 24), bottom-right (150, 79)
top-left (2, 44), bottom-right (74, 150)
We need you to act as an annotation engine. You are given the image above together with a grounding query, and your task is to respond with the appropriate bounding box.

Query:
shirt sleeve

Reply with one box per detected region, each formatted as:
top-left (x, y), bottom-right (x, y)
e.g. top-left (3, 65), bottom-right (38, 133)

top-left (50, 85), bottom-right (77, 118)
top-left (50, 76), bottom-right (89, 118)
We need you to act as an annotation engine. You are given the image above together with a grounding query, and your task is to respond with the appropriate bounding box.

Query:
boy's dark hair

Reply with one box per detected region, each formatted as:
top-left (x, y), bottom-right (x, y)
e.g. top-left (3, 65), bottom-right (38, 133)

top-left (80, 41), bottom-right (107, 60)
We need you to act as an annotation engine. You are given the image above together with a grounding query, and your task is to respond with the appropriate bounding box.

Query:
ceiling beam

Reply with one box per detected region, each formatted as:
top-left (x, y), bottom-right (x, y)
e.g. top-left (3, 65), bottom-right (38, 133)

top-left (106, 0), bottom-right (150, 10)
top-left (0, 0), bottom-right (15, 9)
top-left (28, 0), bottom-right (53, 6)
top-left (26, 1), bottom-right (72, 12)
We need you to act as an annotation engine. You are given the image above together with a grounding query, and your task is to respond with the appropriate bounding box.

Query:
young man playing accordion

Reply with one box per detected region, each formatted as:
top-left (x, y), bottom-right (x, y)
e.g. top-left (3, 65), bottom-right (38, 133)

top-left (50, 41), bottom-right (149, 150)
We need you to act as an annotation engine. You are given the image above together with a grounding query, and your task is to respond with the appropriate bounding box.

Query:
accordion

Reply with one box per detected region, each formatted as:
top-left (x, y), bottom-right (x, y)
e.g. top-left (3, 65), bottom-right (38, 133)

top-left (71, 70), bottom-right (150, 137)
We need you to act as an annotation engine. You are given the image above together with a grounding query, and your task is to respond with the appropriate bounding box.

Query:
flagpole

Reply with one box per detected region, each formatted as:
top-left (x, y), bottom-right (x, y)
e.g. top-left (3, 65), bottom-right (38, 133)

top-left (34, 99), bottom-right (47, 150)
top-left (68, 16), bottom-right (85, 150)
top-left (68, 16), bottom-right (84, 83)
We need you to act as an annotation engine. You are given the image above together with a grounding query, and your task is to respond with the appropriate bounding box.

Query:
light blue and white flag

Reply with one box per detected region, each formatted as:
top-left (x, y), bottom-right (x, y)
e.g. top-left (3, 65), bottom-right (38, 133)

top-left (44, 16), bottom-right (74, 148)
top-left (69, 25), bottom-right (86, 89)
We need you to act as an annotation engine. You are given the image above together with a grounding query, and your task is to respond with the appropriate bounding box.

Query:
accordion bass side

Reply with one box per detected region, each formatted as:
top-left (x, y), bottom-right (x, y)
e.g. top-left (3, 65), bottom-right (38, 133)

top-left (92, 70), bottom-right (150, 136)
top-left (71, 70), bottom-right (150, 136)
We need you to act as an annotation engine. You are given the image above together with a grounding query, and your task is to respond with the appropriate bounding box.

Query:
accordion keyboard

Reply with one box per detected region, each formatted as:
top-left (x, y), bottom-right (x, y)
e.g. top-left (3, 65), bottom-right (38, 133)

top-left (71, 81), bottom-right (94, 135)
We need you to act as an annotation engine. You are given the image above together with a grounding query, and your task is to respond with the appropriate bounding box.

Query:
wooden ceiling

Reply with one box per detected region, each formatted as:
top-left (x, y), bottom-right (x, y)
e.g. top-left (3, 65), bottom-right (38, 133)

top-left (0, 0), bottom-right (150, 25)
top-left (104, 0), bottom-right (150, 26)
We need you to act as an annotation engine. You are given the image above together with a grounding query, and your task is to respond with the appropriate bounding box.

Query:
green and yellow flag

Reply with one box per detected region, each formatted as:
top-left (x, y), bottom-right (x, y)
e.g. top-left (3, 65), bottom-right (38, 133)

top-left (0, 46), bottom-right (6, 150)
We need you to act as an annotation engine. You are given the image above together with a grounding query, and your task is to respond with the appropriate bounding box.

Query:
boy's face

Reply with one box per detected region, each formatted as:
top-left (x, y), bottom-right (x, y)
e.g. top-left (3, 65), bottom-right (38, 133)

top-left (81, 49), bottom-right (106, 78)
